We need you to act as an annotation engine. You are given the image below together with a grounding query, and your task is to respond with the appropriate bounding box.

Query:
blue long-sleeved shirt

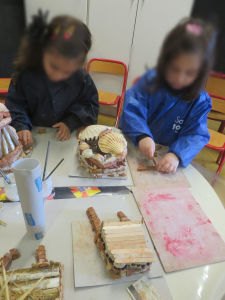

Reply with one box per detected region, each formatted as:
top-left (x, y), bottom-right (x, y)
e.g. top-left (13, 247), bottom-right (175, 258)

top-left (6, 68), bottom-right (99, 132)
top-left (120, 69), bottom-right (211, 167)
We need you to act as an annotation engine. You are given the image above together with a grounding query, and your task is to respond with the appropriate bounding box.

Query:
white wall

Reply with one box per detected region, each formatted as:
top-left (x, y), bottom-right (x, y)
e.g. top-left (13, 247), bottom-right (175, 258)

top-left (24, 0), bottom-right (194, 87)
top-left (87, 0), bottom-right (139, 64)
top-left (128, 0), bottom-right (194, 85)
top-left (24, 0), bottom-right (87, 24)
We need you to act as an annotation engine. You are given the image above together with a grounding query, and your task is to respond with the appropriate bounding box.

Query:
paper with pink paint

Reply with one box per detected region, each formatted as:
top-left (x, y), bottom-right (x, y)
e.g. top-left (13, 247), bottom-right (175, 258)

top-left (133, 187), bottom-right (225, 272)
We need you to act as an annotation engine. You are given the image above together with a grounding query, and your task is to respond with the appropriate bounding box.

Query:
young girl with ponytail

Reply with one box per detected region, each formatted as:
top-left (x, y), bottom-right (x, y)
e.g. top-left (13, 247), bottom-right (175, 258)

top-left (121, 18), bottom-right (216, 173)
top-left (6, 12), bottom-right (99, 146)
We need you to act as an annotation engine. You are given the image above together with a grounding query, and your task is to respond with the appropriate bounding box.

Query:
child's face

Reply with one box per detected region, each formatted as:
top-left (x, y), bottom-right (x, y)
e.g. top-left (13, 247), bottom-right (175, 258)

top-left (43, 50), bottom-right (83, 82)
top-left (165, 53), bottom-right (202, 90)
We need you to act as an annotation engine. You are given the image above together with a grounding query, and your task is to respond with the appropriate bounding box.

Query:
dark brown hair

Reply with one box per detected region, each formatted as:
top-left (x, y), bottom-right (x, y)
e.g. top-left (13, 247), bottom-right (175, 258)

top-left (13, 11), bottom-right (92, 81)
top-left (154, 18), bottom-right (216, 101)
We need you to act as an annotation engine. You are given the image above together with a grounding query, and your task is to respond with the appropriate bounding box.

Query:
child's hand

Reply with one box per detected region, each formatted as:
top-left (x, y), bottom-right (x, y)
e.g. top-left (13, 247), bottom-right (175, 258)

top-left (0, 111), bottom-right (10, 121)
top-left (138, 137), bottom-right (155, 159)
top-left (17, 130), bottom-right (33, 147)
top-left (53, 122), bottom-right (71, 141)
top-left (156, 152), bottom-right (179, 173)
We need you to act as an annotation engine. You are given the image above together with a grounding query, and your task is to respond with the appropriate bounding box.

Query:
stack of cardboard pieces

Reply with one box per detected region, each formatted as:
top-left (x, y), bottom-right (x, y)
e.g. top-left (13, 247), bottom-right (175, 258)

top-left (0, 245), bottom-right (63, 300)
top-left (87, 207), bottom-right (154, 278)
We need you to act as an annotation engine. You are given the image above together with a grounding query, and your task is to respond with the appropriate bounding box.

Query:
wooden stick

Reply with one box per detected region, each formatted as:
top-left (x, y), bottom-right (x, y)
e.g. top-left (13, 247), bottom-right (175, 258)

top-left (42, 140), bottom-right (50, 181)
top-left (86, 207), bottom-right (101, 233)
top-left (44, 158), bottom-right (64, 181)
top-left (137, 165), bottom-right (155, 172)
top-left (2, 263), bottom-right (10, 300)
top-left (152, 157), bottom-right (157, 167)
top-left (3, 264), bottom-right (60, 282)
top-left (17, 276), bottom-right (45, 300)
top-left (117, 211), bottom-right (130, 222)
top-left (35, 245), bottom-right (49, 267)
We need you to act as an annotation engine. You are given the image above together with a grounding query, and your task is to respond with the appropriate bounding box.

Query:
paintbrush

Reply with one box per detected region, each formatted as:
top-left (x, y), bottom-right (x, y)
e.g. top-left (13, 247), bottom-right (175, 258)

top-left (44, 158), bottom-right (64, 181)
top-left (152, 157), bottom-right (157, 167)
top-left (42, 141), bottom-right (50, 181)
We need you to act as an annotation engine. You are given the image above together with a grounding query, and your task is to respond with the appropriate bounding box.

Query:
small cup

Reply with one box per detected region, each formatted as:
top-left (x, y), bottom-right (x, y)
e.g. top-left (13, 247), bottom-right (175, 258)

top-left (4, 173), bottom-right (20, 202)
top-left (42, 176), bottom-right (53, 199)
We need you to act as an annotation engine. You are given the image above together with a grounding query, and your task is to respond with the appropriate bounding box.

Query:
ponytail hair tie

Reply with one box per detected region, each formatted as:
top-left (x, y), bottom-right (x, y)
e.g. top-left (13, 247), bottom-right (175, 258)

top-left (51, 25), bottom-right (61, 40)
top-left (186, 23), bottom-right (203, 35)
top-left (51, 25), bottom-right (75, 41)
top-left (63, 25), bottom-right (75, 40)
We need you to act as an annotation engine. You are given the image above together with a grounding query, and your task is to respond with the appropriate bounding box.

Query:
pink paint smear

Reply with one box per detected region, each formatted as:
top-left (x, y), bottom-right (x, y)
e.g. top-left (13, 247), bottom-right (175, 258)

top-left (134, 188), bottom-right (225, 272)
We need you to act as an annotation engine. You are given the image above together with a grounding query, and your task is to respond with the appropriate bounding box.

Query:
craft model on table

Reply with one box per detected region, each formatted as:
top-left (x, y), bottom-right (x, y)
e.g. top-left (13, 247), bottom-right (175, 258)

top-left (0, 104), bottom-right (22, 171)
top-left (78, 125), bottom-right (127, 178)
top-left (86, 207), bottom-right (154, 278)
top-left (0, 245), bottom-right (63, 300)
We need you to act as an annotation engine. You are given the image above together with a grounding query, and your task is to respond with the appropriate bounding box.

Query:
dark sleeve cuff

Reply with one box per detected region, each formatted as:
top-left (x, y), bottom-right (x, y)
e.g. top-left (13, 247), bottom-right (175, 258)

top-left (12, 123), bottom-right (32, 132)
top-left (63, 115), bottom-right (82, 132)
top-left (136, 134), bottom-right (151, 144)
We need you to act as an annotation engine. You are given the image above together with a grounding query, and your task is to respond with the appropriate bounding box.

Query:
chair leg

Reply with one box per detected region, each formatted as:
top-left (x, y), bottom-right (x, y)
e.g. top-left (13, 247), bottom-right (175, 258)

top-left (216, 151), bottom-right (222, 164)
top-left (218, 121), bottom-right (225, 133)
top-left (216, 151), bottom-right (225, 175)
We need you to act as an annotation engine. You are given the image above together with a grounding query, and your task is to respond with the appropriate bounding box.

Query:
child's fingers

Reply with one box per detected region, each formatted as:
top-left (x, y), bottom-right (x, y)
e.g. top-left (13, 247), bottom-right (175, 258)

top-left (17, 132), bottom-right (23, 141)
top-left (21, 132), bottom-right (28, 146)
top-left (61, 131), bottom-right (70, 141)
top-left (62, 131), bottom-right (70, 140)
top-left (27, 132), bottom-right (33, 145)
top-left (159, 163), bottom-right (176, 174)
top-left (143, 145), bottom-right (154, 159)
top-left (57, 127), bottom-right (68, 141)
top-left (164, 164), bottom-right (174, 173)
top-left (17, 130), bottom-right (33, 147)
top-left (147, 148), bottom-right (155, 159)
top-left (54, 123), bottom-right (70, 141)
top-left (157, 161), bottom-right (169, 173)
top-left (52, 123), bottom-right (60, 128)
top-left (54, 124), bottom-right (64, 139)
top-left (171, 164), bottom-right (178, 173)
top-left (171, 167), bottom-right (177, 173)
top-left (149, 146), bottom-right (155, 158)
top-left (24, 132), bottom-right (32, 146)
top-left (56, 128), bottom-right (64, 140)
top-left (59, 130), bottom-right (70, 141)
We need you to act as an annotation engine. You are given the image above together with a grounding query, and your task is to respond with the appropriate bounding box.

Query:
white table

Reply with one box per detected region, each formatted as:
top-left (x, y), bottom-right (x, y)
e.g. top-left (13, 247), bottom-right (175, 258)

top-left (1, 129), bottom-right (225, 299)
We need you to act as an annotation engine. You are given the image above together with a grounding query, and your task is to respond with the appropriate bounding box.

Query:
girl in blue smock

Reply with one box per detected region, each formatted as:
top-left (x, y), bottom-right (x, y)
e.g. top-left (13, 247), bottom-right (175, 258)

top-left (121, 18), bottom-right (216, 173)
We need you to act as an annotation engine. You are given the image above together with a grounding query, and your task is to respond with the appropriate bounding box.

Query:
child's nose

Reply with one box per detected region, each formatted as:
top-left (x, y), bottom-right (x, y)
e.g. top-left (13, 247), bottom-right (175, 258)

top-left (176, 73), bottom-right (186, 85)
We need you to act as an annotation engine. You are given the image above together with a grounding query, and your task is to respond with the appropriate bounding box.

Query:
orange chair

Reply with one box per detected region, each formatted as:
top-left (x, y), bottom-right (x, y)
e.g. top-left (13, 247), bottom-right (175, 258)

top-left (87, 58), bottom-right (128, 127)
top-left (0, 78), bottom-right (11, 96)
top-left (206, 72), bottom-right (225, 132)
top-left (206, 129), bottom-right (225, 175)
